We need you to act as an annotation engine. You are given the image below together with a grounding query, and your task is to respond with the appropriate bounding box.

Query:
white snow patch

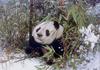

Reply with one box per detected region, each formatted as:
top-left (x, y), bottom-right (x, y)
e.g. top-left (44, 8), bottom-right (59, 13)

top-left (0, 58), bottom-right (41, 70)
top-left (87, 3), bottom-right (100, 16)
top-left (80, 24), bottom-right (99, 50)
top-left (77, 51), bottom-right (100, 70)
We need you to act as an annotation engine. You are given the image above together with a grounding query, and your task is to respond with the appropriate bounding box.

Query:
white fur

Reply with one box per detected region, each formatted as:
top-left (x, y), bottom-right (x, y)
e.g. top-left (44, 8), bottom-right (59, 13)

top-left (32, 21), bottom-right (64, 44)
top-left (56, 25), bottom-right (64, 39)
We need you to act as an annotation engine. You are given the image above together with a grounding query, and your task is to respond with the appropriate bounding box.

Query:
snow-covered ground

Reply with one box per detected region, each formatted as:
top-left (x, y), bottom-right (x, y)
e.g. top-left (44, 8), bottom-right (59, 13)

top-left (77, 51), bottom-right (100, 70)
top-left (87, 3), bottom-right (100, 16)
top-left (77, 25), bottom-right (100, 70)
top-left (0, 58), bottom-right (40, 70)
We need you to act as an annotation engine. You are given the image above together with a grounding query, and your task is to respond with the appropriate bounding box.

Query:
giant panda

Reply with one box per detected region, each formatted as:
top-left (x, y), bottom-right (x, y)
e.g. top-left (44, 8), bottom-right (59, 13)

top-left (25, 21), bottom-right (64, 58)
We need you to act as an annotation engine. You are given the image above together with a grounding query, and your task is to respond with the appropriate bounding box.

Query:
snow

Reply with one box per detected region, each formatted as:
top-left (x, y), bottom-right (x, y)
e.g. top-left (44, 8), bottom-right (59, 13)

top-left (77, 51), bottom-right (100, 70)
top-left (77, 23), bottom-right (100, 70)
top-left (80, 24), bottom-right (99, 50)
top-left (0, 58), bottom-right (41, 70)
top-left (87, 3), bottom-right (100, 16)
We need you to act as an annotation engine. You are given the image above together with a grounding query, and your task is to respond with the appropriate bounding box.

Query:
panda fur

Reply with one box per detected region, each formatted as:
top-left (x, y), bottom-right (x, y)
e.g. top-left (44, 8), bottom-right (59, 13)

top-left (25, 21), bottom-right (64, 57)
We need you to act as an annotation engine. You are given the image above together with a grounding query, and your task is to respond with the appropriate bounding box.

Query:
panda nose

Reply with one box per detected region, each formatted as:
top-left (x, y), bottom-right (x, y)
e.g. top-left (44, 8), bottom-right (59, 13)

top-left (37, 34), bottom-right (42, 37)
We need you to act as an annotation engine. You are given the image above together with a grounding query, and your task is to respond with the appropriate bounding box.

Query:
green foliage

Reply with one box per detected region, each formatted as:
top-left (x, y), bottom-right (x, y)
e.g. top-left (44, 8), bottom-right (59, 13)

top-left (0, 0), bottom-right (93, 70)
top-left (67, 4), bottom-right (88, 29)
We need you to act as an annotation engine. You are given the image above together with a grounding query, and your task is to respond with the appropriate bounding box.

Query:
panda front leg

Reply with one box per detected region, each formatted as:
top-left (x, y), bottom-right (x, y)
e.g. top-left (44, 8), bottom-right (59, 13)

top-left (25, 36), bottom-right (44, 57)
top-left (51, 39), bottom-right (64, 58)
top-left (45, 39), bottom-right (64, 65)
top-left (25, 46), bottom-right (44, 57)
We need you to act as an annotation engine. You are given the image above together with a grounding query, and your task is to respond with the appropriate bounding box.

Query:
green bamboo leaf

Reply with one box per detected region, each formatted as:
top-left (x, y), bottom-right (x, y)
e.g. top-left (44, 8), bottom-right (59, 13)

top-left (68, 4), bottom-right (87, 28)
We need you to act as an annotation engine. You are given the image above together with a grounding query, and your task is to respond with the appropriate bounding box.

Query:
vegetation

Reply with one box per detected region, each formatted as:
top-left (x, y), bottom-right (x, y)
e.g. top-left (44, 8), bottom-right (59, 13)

top-left (0, 0), bottom-right (99, 70)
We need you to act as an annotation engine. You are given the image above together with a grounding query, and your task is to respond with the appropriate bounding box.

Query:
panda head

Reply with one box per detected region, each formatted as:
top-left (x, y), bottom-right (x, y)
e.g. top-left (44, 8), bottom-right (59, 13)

top-left (32, 21), bottom-right (64, 44)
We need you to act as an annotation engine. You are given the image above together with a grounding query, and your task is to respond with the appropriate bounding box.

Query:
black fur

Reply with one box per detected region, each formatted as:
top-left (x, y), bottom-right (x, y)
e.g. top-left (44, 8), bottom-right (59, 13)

top-left (25, 36), bottom-right (64, 57)
top-left (51, 38), bottom-right (64, 56)
top-left (25, 36), bottom-right (44, 57)
top-left (36, 27), bottom-right (41, 32)
top-left (46, 30), bottom-right (50, 36)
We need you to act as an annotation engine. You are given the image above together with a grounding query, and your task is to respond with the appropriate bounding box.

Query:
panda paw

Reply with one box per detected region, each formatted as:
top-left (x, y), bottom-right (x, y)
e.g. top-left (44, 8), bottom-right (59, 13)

top-left (25, 47), bottom-right (44, 57)
top-left (25, 47), bottom-right (33, 54)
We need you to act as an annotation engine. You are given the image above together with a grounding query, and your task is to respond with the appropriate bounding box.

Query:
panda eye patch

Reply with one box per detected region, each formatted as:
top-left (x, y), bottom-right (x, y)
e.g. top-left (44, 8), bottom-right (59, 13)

top-left (46, 30), bottom-right (50, 36)
top-left (36, 27), bottom-right (41, 32)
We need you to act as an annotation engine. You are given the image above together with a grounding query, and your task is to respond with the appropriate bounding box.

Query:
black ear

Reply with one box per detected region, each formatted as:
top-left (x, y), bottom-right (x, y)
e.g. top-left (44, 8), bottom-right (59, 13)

top-left (53, 21), bottom-right (60, 30)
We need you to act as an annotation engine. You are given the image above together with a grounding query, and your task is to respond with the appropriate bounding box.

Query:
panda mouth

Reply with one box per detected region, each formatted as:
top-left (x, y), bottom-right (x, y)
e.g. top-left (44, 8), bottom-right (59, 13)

top-left (37, 38), bottom-right (44, 43)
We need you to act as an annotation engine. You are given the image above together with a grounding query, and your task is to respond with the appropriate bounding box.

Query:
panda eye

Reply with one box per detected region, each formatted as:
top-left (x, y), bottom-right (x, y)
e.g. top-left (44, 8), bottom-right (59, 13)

top-left (46, 30), bottom-right (50, 36)
top-left (36, 27), bottom-right (41, 32)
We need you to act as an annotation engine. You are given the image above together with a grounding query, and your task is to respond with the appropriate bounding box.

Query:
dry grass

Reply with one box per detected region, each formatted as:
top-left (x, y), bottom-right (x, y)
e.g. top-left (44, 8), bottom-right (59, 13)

top-left (0, 0), bottom-right (94, 70)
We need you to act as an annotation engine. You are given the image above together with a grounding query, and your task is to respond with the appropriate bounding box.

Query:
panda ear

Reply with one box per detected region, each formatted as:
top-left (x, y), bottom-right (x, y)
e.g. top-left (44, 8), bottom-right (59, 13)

top-left (53, 21), bottom-right (59, 30)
